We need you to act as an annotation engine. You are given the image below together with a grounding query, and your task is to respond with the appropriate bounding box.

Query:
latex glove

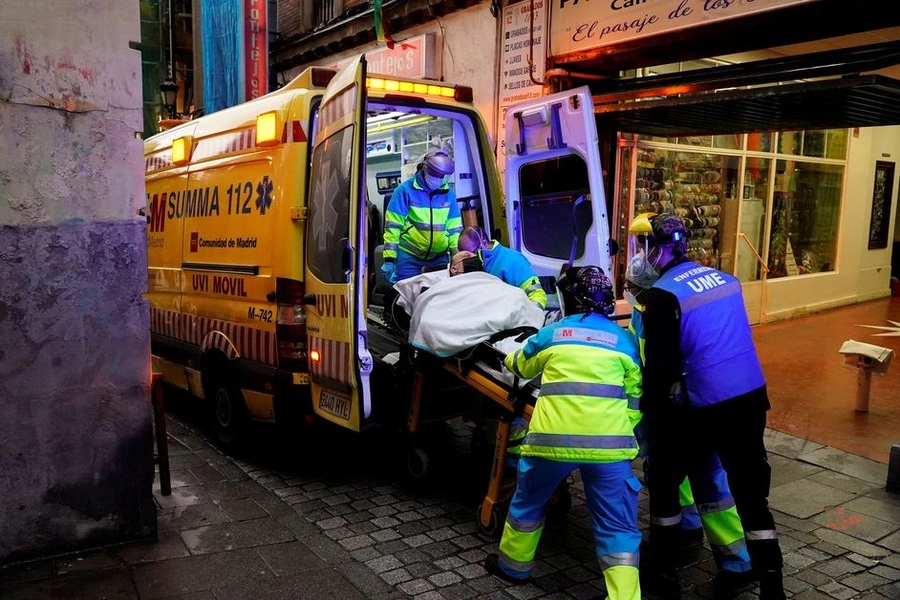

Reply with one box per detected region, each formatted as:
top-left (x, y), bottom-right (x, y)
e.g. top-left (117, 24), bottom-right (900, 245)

top-left (380, 261), bottom-right (395, 283)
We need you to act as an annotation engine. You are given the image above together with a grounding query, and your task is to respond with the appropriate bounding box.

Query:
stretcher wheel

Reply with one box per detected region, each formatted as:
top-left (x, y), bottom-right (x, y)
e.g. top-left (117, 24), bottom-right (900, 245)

top-left (476, 502), bottom-right (506, 539)
top-left (405, 447), bottom-right (432, 481)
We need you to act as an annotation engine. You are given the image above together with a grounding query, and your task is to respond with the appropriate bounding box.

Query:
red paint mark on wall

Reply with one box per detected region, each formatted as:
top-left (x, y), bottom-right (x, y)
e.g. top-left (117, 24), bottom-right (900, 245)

top-left (14, 36), bottom-right (31, 74)
top-left (56, 60), bottom-right (96, 85)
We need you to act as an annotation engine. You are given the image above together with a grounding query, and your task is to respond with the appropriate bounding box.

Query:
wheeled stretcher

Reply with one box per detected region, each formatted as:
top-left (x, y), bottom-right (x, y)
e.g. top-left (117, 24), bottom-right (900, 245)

top-left (398, 326), bottom-right (573, 536)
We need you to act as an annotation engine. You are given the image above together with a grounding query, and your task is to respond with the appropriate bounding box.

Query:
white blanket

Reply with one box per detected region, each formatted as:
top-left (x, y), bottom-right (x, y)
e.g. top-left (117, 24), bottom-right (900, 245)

top-left (394, 270), bottom-right (449, 315)
top-left (408, 271), bottom-right (545, 357)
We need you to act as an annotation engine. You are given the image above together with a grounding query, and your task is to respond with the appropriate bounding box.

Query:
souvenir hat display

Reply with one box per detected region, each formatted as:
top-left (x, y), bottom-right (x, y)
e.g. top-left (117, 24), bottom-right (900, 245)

top-left (632, 149), bottom-right (726, 269)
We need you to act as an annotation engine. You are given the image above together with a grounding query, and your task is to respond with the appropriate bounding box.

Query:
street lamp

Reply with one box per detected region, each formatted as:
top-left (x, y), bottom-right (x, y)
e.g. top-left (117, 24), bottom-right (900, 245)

top-left (160, 78), bottom-right (179, 119)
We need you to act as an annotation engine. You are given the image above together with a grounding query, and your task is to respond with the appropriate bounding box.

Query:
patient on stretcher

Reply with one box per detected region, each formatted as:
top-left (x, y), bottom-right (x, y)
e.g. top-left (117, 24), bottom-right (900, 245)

top-left (406, 251), bottom-right (545, 357)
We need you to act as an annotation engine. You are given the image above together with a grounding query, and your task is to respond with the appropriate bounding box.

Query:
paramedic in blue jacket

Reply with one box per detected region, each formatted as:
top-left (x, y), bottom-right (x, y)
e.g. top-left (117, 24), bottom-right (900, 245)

top-left (626, 214), bottom-right (753, 598)
top-left (381, 150), bottom-right (462, 282)
top-left (484, 266), bottom-right (643, 600)
top-left (457, 226), bottom-right (547, 308)
top-left (638, 214), bottom-right (784, 600)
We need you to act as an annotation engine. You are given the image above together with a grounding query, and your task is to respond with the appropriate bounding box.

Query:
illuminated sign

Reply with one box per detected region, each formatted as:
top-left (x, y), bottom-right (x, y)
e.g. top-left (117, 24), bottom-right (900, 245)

top-left (550, 0), bottom-right (816, 58)
top-left (244, 0), bottom-right (268, 101)
top-left (333, 33), bottom-right (438, 79)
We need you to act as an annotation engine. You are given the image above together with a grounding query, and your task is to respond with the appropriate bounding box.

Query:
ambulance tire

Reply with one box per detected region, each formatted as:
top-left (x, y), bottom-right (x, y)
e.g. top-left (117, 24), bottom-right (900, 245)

top-left (209, 378), bottom-right (248, 447)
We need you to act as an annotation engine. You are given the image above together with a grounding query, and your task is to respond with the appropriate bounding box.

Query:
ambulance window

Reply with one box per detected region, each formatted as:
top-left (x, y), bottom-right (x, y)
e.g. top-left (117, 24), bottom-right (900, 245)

top-left (308, 126), bottom-right (353, 283)
top-left (518, 154), bottom-right (592, 260)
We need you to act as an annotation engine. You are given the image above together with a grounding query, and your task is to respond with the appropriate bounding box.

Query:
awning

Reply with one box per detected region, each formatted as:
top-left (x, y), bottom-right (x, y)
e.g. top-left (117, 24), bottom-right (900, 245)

top-left (593, 74), bottom-right (900, 137)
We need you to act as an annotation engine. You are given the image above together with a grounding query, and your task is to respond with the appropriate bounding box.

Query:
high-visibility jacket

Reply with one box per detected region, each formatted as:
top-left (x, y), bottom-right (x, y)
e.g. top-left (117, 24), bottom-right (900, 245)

top-left (651, 262), bottom-right (765, 407)
top-left (505, 313), bottom-right (642, 463)
top-left (480, 241), bottom-right (547, 308)
top-left (383, 172), bottom-right (462, 261)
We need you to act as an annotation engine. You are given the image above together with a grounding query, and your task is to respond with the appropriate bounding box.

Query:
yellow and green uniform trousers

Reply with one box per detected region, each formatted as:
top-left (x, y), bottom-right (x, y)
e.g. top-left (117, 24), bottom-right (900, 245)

top-left (501, 313), bottom-right (644, 599)
top-left (383, 172), bottom-right (462, 280)
top-left (499, 457), bottom-right (642, 600)
top-left (677, 458), bottom-right (752, 574)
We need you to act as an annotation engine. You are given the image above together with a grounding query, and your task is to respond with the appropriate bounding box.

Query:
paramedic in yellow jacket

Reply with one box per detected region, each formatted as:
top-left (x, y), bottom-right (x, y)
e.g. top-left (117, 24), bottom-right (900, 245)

top-left (483, 266), bottom-right (643, 600)
top-left (381, 149), bottom-right (462, 282)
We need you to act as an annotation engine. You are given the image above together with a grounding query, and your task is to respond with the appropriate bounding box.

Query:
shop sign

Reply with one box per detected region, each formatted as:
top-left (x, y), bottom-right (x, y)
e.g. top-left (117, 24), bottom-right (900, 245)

top-left (497, 0), bottom-right (548, 187)
top-left (243, 0), bottom-right (268, 101)
top-left (333, 33), bottom-right (438, 79)
top-left (550, 0), bottom-right (816, 58)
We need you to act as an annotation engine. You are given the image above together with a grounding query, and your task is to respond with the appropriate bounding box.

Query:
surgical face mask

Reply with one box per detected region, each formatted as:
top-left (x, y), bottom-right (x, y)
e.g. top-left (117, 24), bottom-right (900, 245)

top-left (624, 287), bottom-right (641, 308)
top-left (626, 250), bottom-right (660, 289)
top-left (424, 174), bottom-right (445, 190)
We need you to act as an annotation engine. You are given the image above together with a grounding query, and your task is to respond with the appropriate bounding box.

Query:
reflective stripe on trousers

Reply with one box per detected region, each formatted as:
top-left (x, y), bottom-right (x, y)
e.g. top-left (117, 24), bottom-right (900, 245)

top-left (497, 457), bottom-right (641, 599)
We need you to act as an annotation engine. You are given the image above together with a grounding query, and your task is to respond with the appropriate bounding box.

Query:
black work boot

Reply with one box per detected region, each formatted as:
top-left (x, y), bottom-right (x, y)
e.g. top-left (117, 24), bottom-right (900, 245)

top-left (712, 569), bottom-right (756, 599)
top-left (758, 570), bottom-right (786, 600)
top-left (641, 525), bottom-right (683, 598)
top-left (640, 569), bottom-right (681, 598)
top-left (483, 553), bottom-right (530, 585)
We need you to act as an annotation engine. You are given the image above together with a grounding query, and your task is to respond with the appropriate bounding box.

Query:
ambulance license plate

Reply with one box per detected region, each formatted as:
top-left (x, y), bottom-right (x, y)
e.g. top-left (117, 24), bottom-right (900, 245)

top-left (318, 389), bottom-right (351, 420)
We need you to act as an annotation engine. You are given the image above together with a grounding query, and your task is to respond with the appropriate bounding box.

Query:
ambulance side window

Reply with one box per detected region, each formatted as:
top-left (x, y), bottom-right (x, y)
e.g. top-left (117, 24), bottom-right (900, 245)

top-left (308, 126), bottom-right (353, 283)
top-left (518, 154), bottom-right (593, 260)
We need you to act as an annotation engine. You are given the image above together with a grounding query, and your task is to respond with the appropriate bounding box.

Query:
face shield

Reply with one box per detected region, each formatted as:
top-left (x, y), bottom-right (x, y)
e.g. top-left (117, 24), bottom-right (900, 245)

top-left (626, 229), bottom-right (660, 292)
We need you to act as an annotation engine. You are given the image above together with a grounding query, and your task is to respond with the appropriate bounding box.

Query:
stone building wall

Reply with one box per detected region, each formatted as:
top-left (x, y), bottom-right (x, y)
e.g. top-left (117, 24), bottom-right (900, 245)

top-left (0, 0), bottom-right (155, 562)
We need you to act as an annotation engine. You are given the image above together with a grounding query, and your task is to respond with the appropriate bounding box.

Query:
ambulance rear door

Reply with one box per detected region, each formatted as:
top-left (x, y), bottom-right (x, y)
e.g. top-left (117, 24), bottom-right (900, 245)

top-left (504, 87), bottom-right (614, 287)
top-left (304, 56), bottom-right (373, 432)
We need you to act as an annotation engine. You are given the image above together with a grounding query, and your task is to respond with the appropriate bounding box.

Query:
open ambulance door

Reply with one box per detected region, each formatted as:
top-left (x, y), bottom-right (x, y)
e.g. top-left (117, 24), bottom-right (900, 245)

top-left (304, 56), bottom-right (374, 432)
top-left (504, 86), bottom-right (614, 293)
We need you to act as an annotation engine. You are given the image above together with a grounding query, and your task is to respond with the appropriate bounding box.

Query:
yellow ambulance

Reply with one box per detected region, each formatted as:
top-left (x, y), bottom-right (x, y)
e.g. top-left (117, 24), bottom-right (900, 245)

top-left (144, 56), bottom-right (612, 445)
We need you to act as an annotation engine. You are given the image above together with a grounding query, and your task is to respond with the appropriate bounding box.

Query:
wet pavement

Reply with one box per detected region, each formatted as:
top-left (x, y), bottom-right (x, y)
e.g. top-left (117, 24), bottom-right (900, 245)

top-left (755, 296), bottom-right (900, 464)
top-left (2, 298), bottom-right (900, 599)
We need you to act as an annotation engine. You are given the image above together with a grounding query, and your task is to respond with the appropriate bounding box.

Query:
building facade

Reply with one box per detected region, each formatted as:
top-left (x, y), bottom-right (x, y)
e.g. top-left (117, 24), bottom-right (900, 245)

top-left (276, 0), bottom-right (900, 323)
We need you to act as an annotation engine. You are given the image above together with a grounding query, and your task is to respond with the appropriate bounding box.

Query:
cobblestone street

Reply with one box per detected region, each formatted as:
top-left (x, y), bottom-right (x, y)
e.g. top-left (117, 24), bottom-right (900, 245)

top-left (151, 391), bottom-right (900, 600)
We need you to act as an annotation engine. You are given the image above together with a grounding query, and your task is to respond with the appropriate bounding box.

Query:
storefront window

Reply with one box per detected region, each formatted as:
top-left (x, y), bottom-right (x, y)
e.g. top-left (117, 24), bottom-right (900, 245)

top-left (778, 131), bottom-right (803, 156)
top-left (747, 133), bottom-right (774, 153)
top-left (778, 129), bottom-right (848, 159)
top-left (625, 146), bottom-right (740, 271)
top-left (767, 161), bottom-right (844, 278)
top-left (637, 133), bottom-right (678, 144)
top-left (713, 134), bottom-right (743, 150)
top-left (736, 158), bottom-right (770, 282)
top-left (825, 129), bottom-right (849, 160)
top-left (619, 129), bottom-right (847, 292)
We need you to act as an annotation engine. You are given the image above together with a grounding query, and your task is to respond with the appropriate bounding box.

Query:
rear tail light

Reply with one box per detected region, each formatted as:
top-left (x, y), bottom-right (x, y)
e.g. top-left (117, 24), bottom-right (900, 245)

top-left (275, 277), bottom-right (308, 371)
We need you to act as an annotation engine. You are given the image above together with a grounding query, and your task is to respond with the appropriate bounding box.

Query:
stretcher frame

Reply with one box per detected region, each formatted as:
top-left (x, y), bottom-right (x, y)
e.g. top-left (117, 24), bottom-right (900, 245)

top-left (402, 338), bottom-right (549, 536)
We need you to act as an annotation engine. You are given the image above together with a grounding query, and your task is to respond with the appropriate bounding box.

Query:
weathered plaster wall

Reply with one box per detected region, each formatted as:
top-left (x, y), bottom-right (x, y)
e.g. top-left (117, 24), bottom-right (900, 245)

top-left (0, 1), bottom-right (154, 562)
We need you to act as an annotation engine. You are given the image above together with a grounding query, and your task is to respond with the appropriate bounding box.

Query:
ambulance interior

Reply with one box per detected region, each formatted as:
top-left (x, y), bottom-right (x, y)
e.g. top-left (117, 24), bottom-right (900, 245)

top-left (363, 104), bottom-right (492, 304)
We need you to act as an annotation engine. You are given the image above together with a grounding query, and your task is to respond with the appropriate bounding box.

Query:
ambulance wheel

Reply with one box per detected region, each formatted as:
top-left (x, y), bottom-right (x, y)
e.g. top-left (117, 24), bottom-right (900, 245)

top-left (405, 446), bottom-right (432, 481)
top-left (547, 485), bottom-right (572, 525)
top-left (476, 503), bottom-right (506, 539)
top-left (211, 383), bottom-right (247, 446)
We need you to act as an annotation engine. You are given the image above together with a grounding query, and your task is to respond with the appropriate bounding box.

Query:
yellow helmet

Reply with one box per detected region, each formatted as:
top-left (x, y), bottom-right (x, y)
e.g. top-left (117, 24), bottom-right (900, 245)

top-left (628, 212), bottom-right (657, 235)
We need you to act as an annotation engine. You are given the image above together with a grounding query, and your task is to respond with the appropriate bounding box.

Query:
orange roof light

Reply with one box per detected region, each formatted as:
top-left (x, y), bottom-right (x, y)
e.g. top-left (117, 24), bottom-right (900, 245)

top-left (366, 77), bottom-right (468, 102)
top-left (256, 111), bottom-right (281, 146)
top-left (171, 136), bottom-right (192, 164)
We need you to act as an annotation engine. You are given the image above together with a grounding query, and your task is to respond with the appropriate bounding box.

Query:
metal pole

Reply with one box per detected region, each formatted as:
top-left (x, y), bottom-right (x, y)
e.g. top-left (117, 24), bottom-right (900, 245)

top-left (167, 0), bottom-right (175, 81)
